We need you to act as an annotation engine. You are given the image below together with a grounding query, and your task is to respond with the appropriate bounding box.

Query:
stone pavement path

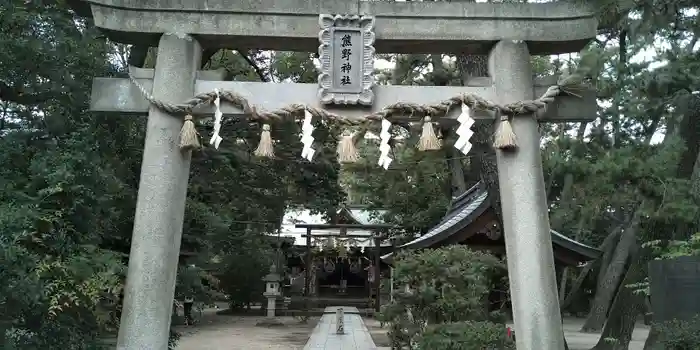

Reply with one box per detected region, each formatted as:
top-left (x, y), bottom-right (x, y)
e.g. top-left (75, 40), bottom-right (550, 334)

top-left (303, 307), bottom-right (377, 350)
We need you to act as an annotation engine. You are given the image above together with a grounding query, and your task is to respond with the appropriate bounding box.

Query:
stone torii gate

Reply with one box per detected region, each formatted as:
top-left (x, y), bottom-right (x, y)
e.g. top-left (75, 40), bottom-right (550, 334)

top-left (68, 1), bottom-right (598, 349)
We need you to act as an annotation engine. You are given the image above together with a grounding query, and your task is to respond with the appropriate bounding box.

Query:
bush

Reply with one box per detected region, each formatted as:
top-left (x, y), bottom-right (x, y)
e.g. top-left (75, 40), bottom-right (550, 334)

top-left (416, 321), bottom-right (515, 350)
top-left (655, 315), bottom-right (700, 350)
top-left (378, 246), bottom-right (507, 348)
top-left (211, 230), bottom-right (275, 310)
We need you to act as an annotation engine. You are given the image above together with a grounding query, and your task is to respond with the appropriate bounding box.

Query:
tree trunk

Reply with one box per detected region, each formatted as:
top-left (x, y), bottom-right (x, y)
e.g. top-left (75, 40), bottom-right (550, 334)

top-left (642, 297), bottom-right (652, 325)
top-left (455, 54), bottom-right (501, 222)
top-left (675, 92), bottom-right (700, 180)
top-left (558, 218), bottom-right (585, 304)
top-left (547, 127), bottom-right (588, 306)
top-left (561, 261), bottom-right (593, 310)
top-left (671, 94), bottom-right (700, 238)
top-left (596, 229), bottom-right (621, 291)
top-left (591, 244), bottom-right (644, 350)
top-left (446, 145), bottom-right (468, 196)
top-left (692, 149), bottom-right (700, 204)
top-left (559, 266), bottom-right (570, 303)
top-left (582, 207), bottom-right (643, 332)
top-left (430, 54), bottom-right (450, 86)
top-left (561, 227), bottom-right (621, 310)
top-left (550, 172), bottom-right (576, 229)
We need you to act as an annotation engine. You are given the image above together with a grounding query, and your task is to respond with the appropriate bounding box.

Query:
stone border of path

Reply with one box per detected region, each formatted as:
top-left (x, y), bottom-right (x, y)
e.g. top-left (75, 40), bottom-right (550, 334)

top-left (303, 306), bottom-right (377, 350)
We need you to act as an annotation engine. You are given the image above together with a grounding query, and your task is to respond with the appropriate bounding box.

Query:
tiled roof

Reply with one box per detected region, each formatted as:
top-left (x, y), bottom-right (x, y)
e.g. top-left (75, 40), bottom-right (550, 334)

top-left (397, 184), bottom-right (489, 250)
top-left (381, 182), bottom-right (600, 263)
top-left (275, 207), bottom-right (390, 247)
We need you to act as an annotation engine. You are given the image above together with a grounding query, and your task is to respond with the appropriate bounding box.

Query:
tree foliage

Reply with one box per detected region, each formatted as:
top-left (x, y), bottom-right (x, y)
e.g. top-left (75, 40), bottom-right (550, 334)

top-left (0, 0), bottom-right (347, 347)
top-left (378, 246), bottom-right (506, 349)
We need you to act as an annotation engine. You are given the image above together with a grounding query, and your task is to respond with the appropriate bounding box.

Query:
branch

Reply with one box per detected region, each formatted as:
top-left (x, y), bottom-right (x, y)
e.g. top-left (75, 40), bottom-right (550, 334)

top-left (0, 103), bottom-right (6, 135)
top-left (605, 211), bottom-right (627, 225)
top-left (127, 45), bottom-right (149, 68)
top-left (0, 81), bottom-right (56, 106)
top-left (685, 35), bottom-right (698, 55)
top-left (201, 49), bottom-right (219, 69)
top-left (236, 49), bottom-right (269, 82)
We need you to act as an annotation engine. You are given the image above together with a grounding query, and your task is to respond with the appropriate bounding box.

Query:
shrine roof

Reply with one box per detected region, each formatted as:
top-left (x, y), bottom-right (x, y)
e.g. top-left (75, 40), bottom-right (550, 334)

top-left (381, 182), bottom-right (600, 264)
top-left (273, 206), bottom-right (392, 247)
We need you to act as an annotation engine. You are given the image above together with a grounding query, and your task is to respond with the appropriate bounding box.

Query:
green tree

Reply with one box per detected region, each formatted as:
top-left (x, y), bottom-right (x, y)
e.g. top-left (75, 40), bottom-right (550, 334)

top-left (1, 1), bottom-right (348, 348)
top-left (1, 1), bottom-right (131, 347)
top-left (379, 246), bottom-right (506, 349)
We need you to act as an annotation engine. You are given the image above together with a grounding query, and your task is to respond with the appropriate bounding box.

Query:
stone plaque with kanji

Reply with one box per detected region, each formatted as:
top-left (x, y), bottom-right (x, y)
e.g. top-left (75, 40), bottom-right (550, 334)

top-left (318, 14), bottom-right (375, 105)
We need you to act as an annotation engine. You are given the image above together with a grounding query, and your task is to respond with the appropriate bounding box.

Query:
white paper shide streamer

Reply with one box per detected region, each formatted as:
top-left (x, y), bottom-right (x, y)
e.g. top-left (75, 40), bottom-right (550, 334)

top-left (209, 89), bottom-right (224, 149)
top-left (377, 119), bottom-right (393, 170)
top-left (454, 103), bottom-right (475, 155)
top-left (300, 109), bottom-right (316, 161)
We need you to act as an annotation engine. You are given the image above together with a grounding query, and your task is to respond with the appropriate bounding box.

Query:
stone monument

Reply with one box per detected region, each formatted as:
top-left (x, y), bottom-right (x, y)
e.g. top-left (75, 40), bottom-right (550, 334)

top-left (68, 1), bottom-right (599, 349)
top-left (336, 307), bottom-right (345, 334)
top-left (649, 256), bottom-right (700, 323)
top-left (263, 265), bottom-right (282, 318)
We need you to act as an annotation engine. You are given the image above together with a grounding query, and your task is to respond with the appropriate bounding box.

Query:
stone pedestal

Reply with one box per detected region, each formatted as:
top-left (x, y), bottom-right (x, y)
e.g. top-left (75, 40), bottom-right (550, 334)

top-left (256, 291), bottom-right (284, 327)
top-left (265, 295), bottom-right (277, 318)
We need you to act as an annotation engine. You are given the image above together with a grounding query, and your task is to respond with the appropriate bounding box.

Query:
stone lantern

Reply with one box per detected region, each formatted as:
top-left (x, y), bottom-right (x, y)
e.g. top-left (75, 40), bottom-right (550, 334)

top-left (262, 264), bottom-right (282, 318)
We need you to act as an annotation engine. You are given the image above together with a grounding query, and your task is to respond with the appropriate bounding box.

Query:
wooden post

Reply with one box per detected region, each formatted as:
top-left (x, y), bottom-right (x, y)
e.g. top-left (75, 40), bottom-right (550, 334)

top-left (373, 236), bottom-right (381, 313)
top-left (305, 228), bottom-right (311, 296)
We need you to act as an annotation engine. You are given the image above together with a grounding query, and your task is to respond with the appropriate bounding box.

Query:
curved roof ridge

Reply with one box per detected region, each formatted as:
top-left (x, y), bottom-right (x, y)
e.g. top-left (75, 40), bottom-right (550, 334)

top-left (381, 183), bottom-right (601, 264)
top-left (451, 181), bottom-right (484, 204)
top-left (550, 229), bottom-right (599, 259)
top-left (396, 191), bottom-right (491, 250)
top-left (447, 181), bottom-right (487, 216)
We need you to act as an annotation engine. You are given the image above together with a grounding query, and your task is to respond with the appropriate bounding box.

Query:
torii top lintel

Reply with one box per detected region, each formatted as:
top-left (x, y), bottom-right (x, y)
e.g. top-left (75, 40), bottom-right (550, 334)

top-left (67, 0), bottom-right (598, 55)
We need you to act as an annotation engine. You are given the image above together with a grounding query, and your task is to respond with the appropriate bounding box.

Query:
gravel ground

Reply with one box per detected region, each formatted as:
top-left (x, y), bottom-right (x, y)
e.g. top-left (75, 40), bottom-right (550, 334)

top-left (175, 307), bottom-right (649, 350)
top-left (362, 317), bottom-right (649, 350)
top-left (174, 309), bottom-right (318, 350)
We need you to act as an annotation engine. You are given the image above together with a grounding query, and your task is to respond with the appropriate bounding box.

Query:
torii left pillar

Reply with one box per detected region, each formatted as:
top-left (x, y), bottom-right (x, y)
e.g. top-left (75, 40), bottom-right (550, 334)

top-left (117, 33), bottom-right (201, 350)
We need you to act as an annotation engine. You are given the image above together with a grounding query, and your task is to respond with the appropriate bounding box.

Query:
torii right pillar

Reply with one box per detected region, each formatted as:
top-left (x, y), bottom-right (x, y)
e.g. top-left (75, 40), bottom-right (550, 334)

top-left (490, 40), bottom-right (566, 350)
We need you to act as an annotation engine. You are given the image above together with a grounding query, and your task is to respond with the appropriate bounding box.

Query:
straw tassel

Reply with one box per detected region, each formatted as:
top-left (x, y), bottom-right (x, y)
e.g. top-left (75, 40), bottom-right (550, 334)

top-left (418, 116), bottom-right (441, 151)
top-left (337, 134), bottom-right (360, 164)
top-left (492, 112), bottom-right (518, 151)
top-left (179, 114), bottom-right (200, 152)
top-left (254, 124), bottom-right (274, 158)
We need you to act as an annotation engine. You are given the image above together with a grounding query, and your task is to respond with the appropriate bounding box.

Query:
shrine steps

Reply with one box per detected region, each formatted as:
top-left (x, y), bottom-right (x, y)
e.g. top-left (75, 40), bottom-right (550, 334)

top-left (282, 308), bottom-right (375, 317)
top-left (288, 295), bottom-right (373, 310)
